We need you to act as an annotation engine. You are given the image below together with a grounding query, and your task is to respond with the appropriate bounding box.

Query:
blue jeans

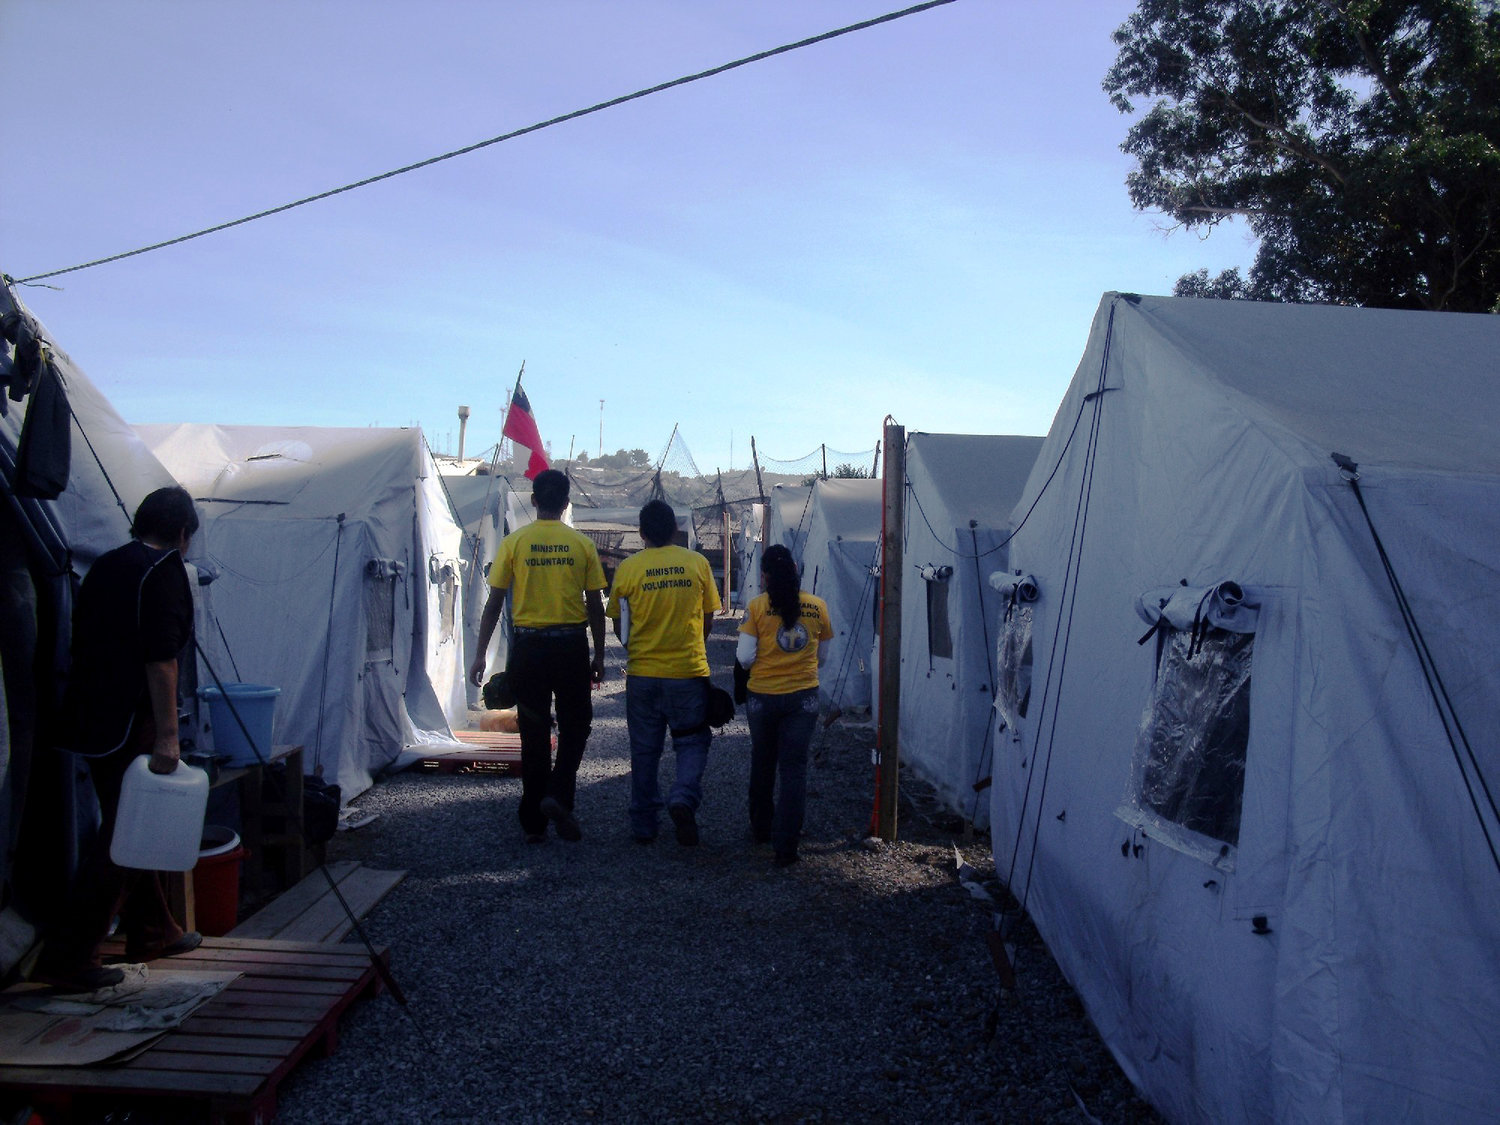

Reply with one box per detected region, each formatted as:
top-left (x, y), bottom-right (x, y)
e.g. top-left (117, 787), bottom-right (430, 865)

top-left (746, 688), bottom-right (819, 858)
top-left (625, 676), bottom-right (712, 840)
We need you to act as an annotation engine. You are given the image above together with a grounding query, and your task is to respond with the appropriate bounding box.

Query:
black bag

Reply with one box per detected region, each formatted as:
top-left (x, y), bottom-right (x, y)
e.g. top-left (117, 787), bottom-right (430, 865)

top-left (732, 659), bottom-right (750, 705)
top-left (303, 774), bottom-right (342, 846)
top-left (482, 670), bottom-right (516, 710)
top-left (707, 682), bottom-right (735, 728)
top-left (670, 678), bottom-right (735, 738)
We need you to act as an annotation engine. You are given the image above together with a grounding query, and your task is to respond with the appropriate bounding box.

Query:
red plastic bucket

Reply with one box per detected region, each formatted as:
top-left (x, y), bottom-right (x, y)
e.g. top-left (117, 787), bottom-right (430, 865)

top-left (192, 825), bottom-right (246, 937)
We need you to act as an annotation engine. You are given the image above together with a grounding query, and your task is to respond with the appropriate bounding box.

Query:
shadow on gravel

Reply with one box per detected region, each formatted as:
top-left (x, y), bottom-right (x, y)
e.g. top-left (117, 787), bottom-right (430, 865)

top-left (254, 617), bottom-right (1164, 1124)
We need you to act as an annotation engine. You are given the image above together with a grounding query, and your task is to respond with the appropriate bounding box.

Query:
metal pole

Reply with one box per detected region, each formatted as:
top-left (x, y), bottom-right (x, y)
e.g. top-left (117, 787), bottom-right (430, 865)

top-left (501, 360), bottom-right (525, 466)
top-left (719, 473), bottom-right (731, 611)
top-left (876, 421), bottom-right (905, 841)
top-left (822, 443), bottom-right (828, 480)
top-left (751, 437), bottom-right (768, 546)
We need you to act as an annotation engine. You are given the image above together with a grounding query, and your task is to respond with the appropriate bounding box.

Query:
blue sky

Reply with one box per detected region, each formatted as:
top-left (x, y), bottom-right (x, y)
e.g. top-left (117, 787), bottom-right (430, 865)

top-left (1, 0), bottom-right (1255, 472)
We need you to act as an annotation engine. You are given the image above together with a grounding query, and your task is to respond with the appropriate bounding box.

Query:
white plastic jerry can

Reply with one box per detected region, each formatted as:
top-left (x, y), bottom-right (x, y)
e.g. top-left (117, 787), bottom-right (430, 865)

top-left (110, 755), bottom-right (210, 871)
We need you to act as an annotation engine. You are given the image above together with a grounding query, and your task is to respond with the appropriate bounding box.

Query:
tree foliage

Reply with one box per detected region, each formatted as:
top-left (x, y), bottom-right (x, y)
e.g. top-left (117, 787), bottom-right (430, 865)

top-left (1106, 0), bottom-right (1500, 311)
top-left (591, 447), bottom-right (652, 470)
top-left (831, 462), bottom-right (869, 478)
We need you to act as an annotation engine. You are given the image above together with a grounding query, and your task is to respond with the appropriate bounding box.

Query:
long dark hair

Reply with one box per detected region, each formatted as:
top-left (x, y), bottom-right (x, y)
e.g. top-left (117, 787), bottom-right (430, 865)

top-left (762, 544), bottom-right (801, 628)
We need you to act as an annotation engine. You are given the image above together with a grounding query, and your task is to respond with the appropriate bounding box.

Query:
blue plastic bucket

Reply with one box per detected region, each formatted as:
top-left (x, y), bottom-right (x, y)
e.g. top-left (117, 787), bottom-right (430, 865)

top-left (198, 683), bottom-right (280, 767)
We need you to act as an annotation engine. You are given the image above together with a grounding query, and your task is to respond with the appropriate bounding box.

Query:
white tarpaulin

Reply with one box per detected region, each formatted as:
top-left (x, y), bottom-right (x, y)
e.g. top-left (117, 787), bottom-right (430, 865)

top-left (992, 293), bottom-right (1500, 1124)
top-left (799, 478), bottom-right (882, 713)
top-left (898, 433), bottom-right (1042, 827)
top-left (139, 424), bottom-right (468, 801)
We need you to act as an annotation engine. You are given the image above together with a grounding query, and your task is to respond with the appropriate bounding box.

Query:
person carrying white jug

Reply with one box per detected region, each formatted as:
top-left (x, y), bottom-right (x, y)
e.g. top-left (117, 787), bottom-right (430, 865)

top-left (33, 486), bottom-right (204, 992)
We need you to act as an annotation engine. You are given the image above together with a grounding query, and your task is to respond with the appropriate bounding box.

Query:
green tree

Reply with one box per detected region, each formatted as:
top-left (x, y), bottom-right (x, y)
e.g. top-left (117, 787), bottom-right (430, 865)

top-left (1106, 0), bottom-right (1500, 311)
top-left (832, 462), bottom-right (868, 478)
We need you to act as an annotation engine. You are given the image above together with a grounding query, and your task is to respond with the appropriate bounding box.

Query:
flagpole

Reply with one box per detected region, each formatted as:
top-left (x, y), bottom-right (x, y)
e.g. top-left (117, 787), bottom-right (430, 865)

top-left (501, 360), bottom-right (525, 464)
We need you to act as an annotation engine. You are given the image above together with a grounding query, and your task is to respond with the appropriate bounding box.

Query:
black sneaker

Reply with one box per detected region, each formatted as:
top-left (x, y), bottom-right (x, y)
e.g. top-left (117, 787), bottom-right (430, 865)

top-left (668, 803), bottom-right (699, 846)
top-left (539, 797), bottom-right (582, 842)
top-left (773, 850), bottom-right (799, 868)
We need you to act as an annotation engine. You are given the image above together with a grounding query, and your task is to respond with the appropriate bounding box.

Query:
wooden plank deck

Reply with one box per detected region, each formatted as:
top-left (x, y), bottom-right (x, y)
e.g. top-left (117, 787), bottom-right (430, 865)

top-left (0, 936), bottom-right (388, 1125)
top-left (407, 729), bottom-right (523, 775)
top-left (229, 861), bottom-right (406, 944)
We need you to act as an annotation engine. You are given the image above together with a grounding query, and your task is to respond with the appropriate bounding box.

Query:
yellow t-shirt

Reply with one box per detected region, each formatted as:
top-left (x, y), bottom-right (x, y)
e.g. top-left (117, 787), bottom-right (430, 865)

top-left (488, 519), bottom-right (606, 627)
top-left (606, 545), bottom-right (721, 677)
top-left (739, 592), bottom-right (833, 694)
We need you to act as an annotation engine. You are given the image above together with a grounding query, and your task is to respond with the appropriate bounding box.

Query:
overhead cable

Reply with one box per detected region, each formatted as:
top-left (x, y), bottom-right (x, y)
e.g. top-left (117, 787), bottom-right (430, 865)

top-left (14, 0), bottom-right (958, 284)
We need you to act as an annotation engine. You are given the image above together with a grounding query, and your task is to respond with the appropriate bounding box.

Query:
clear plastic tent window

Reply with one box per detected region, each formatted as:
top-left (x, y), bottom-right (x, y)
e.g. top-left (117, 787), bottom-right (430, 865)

top-left (364, 559), bottom-right (397, 661)
top-left (1128, 628), bottom-right (1253, 854)
top-left (1119, 580), bottom-right (1258, 865)
top-left (926, 577), bottom-right (953, 660)
top-left (438, 567), bottom-right (457, 643)
top-left (995, 602), bottom-right (1033, 735)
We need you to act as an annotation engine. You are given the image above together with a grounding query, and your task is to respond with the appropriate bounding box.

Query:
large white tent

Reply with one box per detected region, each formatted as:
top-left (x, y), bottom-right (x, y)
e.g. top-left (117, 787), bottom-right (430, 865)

top-left (139, 424), bottom-right (468, 802)
top-left (991, 293), bottom-right (1500, 1123)
top-left (764, 483), bottom-right (815, 565)
top-left (799, 478), bottom-right (882, 713)
top-left (441, 471), bottom-right (529, 708)
top-left (898, 433), bottom-right (1042, 827)
top-left (1, 286), bottom-right (177, 571)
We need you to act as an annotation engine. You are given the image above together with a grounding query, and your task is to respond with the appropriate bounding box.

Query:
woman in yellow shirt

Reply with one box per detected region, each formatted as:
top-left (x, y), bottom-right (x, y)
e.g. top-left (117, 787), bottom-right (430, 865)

top-left (736, 544), bottom-right (834, 867)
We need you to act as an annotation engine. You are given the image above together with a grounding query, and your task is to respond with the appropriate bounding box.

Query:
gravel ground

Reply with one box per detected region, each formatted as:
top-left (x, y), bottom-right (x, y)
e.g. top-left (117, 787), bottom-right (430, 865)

top-left (266, 619), bottom-right (1162, 1124)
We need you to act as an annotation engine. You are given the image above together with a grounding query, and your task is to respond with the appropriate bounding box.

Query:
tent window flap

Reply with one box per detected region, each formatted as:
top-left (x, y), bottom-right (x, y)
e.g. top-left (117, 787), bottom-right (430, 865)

top-left (1119, 580), bottom-right (1257, 864)
top-left (364, 558), bottom-right (398, 660)
top-left (924, 569), bottom-right (954, 660)
top-left (990, 572), bottom-right (1039, 735)
top-left (995, 602), bottom-right (1033, 732)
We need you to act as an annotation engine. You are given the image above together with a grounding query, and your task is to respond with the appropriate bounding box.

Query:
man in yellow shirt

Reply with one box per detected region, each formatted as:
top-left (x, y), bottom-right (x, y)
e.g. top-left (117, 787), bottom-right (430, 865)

top-left (470, 470), bottom-right (606, 843)
top-left (605, 500), bottom-right (721, 844)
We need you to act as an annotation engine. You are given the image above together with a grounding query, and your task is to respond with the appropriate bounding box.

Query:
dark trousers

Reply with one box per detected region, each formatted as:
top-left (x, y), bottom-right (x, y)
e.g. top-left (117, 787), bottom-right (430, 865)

top-left (40, 718), bottom-right (185, 972)
top-left (507, 631), bottom-right (593, 835)
top-left (746, 687), bottom-right (819, 859)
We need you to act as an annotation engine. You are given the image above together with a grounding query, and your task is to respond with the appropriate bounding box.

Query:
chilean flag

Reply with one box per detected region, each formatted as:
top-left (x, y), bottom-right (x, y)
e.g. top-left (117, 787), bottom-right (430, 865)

top-left (502, 384), bottom-right (550, 480)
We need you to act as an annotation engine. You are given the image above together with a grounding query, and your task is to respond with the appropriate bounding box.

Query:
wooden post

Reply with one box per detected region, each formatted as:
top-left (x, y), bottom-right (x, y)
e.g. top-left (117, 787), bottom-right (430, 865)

top-left (877, 421), bottom-right (904, 841)
top-left (870, 440), bottom-right (881, 479)
top-left (821, 443), bottom-right (828, 480)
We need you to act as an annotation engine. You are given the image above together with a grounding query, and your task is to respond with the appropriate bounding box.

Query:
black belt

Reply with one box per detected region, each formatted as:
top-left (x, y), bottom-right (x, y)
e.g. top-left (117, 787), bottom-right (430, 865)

top-left (513, 624), bottom-right (587, 637)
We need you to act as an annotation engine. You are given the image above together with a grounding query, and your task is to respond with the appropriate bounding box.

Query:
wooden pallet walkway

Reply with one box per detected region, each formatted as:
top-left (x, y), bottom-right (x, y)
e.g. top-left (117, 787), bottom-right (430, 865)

top-left (229, 861), bottom-right (405, 944)
top-left (0, 936), bottom-right (388, 1124)
top-left (407, 729), bottom-right (523, 775)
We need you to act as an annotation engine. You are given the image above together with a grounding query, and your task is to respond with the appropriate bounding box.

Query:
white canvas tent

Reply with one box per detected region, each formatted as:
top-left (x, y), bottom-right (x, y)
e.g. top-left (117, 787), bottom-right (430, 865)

top-left (764, 483), bottom-right (815, 566)
top-left (991, 293), bottom-right (1500, 1124)
top-left (731, 501), bottom-right (765, 609)
top-left (139, 424), bottom-right (468, 802)
top-left (799, 478), bottom-right (882, 713)
top-left (898, 433), bottom-right (1042, 827)
top-left (442, 472), bottom-right (529, 707)
top-left (734, 484), bottom-right (811, 609)
top-left (1, 288), bottom-right (177, 571)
